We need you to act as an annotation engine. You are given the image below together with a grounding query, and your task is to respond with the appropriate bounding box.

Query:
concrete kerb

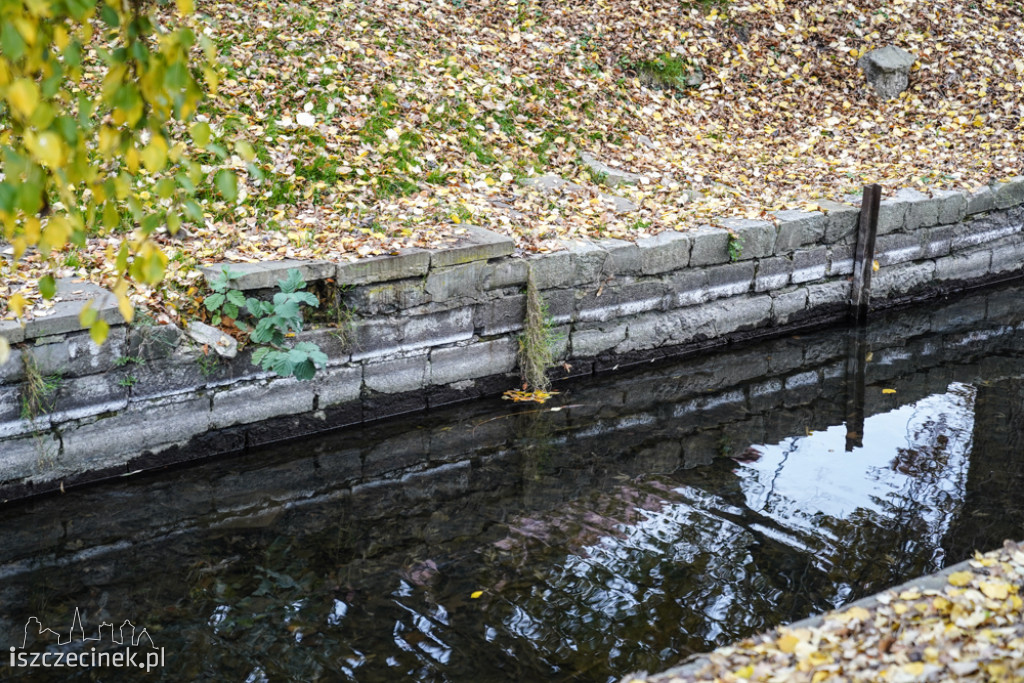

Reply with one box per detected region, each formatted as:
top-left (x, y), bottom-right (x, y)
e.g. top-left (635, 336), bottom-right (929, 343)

top-left (627, 552), bottom-right (1009, 683)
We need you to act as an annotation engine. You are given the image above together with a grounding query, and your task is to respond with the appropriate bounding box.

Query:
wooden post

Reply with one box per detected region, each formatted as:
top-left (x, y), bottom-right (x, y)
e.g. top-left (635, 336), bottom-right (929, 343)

top-left (844, 330), bottom-right (867, 452)
top-left (849, 184), bottom-right (882, 325)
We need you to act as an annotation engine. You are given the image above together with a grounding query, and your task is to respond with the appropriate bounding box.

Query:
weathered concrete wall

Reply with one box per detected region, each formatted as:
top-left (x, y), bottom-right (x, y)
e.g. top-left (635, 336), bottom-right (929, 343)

top-left (1, 180), bottom-right (1023, 499)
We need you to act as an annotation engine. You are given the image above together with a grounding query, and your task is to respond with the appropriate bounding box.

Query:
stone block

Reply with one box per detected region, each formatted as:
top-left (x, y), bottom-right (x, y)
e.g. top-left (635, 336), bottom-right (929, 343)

top-left (965, 186), bottom-right (996, 216)
top-left (595, 239), bottom-right (641, 276)
top-left (932, 189), bottom-right (967, 225)
top-left (565, 240), bottom-right (609, 284)
top-left (127, 323), bottom-right (184, 361)
top-left (705, 261), bottom-right (754, 300)
top-left (424, 261), bottom-right (487, 302)
top-left (754, 256), bottom-right (792, 292)
top-left (616, 312), bottom-right (678, 353)
top-left (715, 295), bottom-right (772, 335)
top-left (818, 200), bottom-right (860, 243)
top-left (857, 45), bottom-right (915, 99)
top-left (526, 251), bottom-right (573, 289)
top-left (543, 289), bottom-right (576, 325)
top-left (580, 152), bottom-right (642, 187)
top-left (993, 176), bottom-right (1024, 210)
top-left (575, 280), bottom-right (667, 323)
top-left (791, 247), bottom-right (828, 284)
top-left (827, 244), bottom-right (855, 276)
top-left (688, 225), bottom-right (731, 266)
top-left (28, 327), bottom-right (127, 378)
top-left (22, 278), bottom-right (125, 340)
top-left (774, 210), bottom-right (826, 251)
top-left (363, 353), bottom-right (429, 394)
top-left (877, 198), bottom-right (908, 235)
top-left (401, 306), bottom-right (475, 349)
top-left (431, 225), bottom-right (514, 268)
top-left (0, 320), bottom-right (25, 345)
top-left (935, 249), bottom-right (992, 283)
top-left (202, 259), bottom-right (335, 291)
top-left (806, 281), bottom-right (849, 311)
top-left (665, 269), bottom-right (709, 308)
top-left (473, 295), bottom-right (526, 336)
top-left (483, 259), bottom-right (528, 291)
top-left (336, 249), bottom-right (431, 286)
top-left (210, 376), bottom-right (316, 429)
top-left (345, 279), bottom-right (429, 315)
top-left (48, 372), bottom-right (130, 423)
top-left (872, 261), bottom-right (935, 299)
top-left (61, 394), bottom-right (213, 464)
top-left (570, 323), bottom-right (628, 357)
top-left (876, 232), bottom-right (923, 266)
top-left (771, 288), bottom-right (809, 325)
top-left (892, 188), bottom-right (939, 231)
top-left (186, 320), bottom-right (237, 358)
top-left (920, 225), bottom-right (954, 259)
top-left (314, 364), bottom-right (363, 408)
top-left (952, 212), bottom-right (1020, 251)
top-left (430, 338), bottom-right (517, 385)
top-left (349, 318), bottom-right (404, 361)
top-left (637, 230), bottom-right (691, 274)
top-left (667, 305), bottom-right (717, 345)
top-left (988, 235), bottom-right (1024, 275)
top-left (718, 218), bottom-right (774, 259)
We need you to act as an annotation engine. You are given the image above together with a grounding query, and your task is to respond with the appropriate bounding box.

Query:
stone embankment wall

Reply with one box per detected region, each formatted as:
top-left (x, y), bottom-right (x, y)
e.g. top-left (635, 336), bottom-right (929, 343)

top-left (1, 179), bottom-right (1023, 499)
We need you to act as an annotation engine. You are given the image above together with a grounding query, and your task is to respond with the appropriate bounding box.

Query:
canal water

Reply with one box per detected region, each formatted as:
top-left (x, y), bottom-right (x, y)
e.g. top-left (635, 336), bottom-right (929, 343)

top-left (2, 282), bottom-right (1024, 682)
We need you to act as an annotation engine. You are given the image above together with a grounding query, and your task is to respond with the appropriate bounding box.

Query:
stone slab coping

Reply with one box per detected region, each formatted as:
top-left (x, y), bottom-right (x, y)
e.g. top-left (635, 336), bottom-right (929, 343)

top-left (625, 545), bottom-right (1018, 682)
top-left (0, 278), bottom-right (124, 344)
top-left (199, 226), bottom-right (515, 291)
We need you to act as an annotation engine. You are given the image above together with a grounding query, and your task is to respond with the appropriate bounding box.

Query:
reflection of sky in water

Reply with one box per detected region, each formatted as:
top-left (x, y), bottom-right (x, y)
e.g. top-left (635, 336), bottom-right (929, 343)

top-left (736, 382), bottom-right (975, 550)
top-left (538, 384), bottom-right (978, 644)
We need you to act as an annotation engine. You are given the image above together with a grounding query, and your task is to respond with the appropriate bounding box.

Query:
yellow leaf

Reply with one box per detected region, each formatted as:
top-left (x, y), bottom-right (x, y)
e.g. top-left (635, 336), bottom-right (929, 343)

top-left (141, 136), bottom-right (168, 173)
top-left (116, 292), bottom-right (134, 324)
top-left (175, 0), bottom-right (194, 15)
top-left (734, 665), bottom-right (754, 679)
top-left (882, 388), bottom-right (896, 395)
top-left (8, 293), bottom-right (27, 318)
top-left (903, 662), bottom-right (925, 677)
top-left (25, 131), bottom-right (65, 168)
top-left (948, 571), bottom-right (973, 587)
top-left (872, 259), bottom-right (880, 272)
top-left (777, 634), bottom-right (799, 654)
top-left (450, 214), bottom-right (461, 224)
top-left (89, 319), bottom-right (110, 346)
top-left (6, 78), bottom-right (39, 118)
top-left (980, 581), bottom-right (1009, 600)
top-left (470, 591), bottom-right (483, 599)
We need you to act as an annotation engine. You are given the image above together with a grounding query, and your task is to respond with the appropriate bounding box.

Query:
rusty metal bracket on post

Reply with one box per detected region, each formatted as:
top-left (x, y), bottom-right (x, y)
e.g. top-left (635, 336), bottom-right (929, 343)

top-left (849, 184), bottom-right (882, 325)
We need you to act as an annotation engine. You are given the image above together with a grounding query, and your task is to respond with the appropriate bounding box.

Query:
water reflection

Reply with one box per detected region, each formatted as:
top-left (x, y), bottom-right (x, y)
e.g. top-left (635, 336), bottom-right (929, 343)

top-left (1, 284), bottom-right (1024, 681)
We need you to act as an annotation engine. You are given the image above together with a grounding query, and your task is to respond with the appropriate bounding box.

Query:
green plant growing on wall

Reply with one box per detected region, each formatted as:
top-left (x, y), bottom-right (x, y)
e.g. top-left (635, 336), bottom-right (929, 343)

top-left (727, 230), bottom-right (743, 262)
top-left (244, 270), bottom-right (328, 381)
top-left (507, 266), bottom-right (560, 403)
top-left (203, 267), bottom-right (247, 327)
top-left (19, 356), bottom-right (61, 422)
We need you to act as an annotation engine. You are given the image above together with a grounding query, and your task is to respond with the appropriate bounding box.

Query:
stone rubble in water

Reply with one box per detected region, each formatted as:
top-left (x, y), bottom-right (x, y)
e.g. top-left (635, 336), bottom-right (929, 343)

top-left (857, 45), bottom-right (916, 100)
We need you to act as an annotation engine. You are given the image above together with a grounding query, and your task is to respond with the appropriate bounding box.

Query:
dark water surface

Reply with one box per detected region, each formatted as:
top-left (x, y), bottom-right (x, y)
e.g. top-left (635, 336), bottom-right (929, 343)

top-left (2, 283), bottom-right (1024, 682)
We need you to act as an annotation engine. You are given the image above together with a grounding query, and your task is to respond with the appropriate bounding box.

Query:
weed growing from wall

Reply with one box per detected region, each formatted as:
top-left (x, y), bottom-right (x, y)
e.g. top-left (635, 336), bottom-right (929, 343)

top-left (507, 265), bottom-right (561, 403)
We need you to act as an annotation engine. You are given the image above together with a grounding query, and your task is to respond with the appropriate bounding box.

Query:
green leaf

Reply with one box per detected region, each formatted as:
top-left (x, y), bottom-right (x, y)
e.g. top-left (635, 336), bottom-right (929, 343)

top-left (1, 23), bottom-right (26, 61)
top-left (190, 121), bottom-right (211, 147)
top-left (39, 275), bottom-right (57, 300)
top-left (214, 170), bottom-right (237, 201)
top-left (226, 290), bottom-right (246, 307)
top-left (223, 302), bottom-right (238, 319)
top-left (278, 268), bottom-right (306, 293)
top-left (292, 359), bottom-right (316, 380)
top-left (251, 347), bottom-right (270, 365)
top-left (99, 3), bottom-right (120, 27)
top-left (203, 292), bottom-right (225, 311)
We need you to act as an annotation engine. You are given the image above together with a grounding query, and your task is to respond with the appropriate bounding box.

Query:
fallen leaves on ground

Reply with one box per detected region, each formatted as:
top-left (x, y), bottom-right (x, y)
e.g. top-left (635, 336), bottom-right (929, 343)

top-left (634, 540), bottom-right (1024, 682)
top-left (3, 0), bottom-right (1023, 325)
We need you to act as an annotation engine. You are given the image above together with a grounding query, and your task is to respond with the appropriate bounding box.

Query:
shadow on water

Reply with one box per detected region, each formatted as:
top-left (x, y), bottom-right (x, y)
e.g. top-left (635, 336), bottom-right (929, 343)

top-left (3, 283), bottom-right (1024, 681)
